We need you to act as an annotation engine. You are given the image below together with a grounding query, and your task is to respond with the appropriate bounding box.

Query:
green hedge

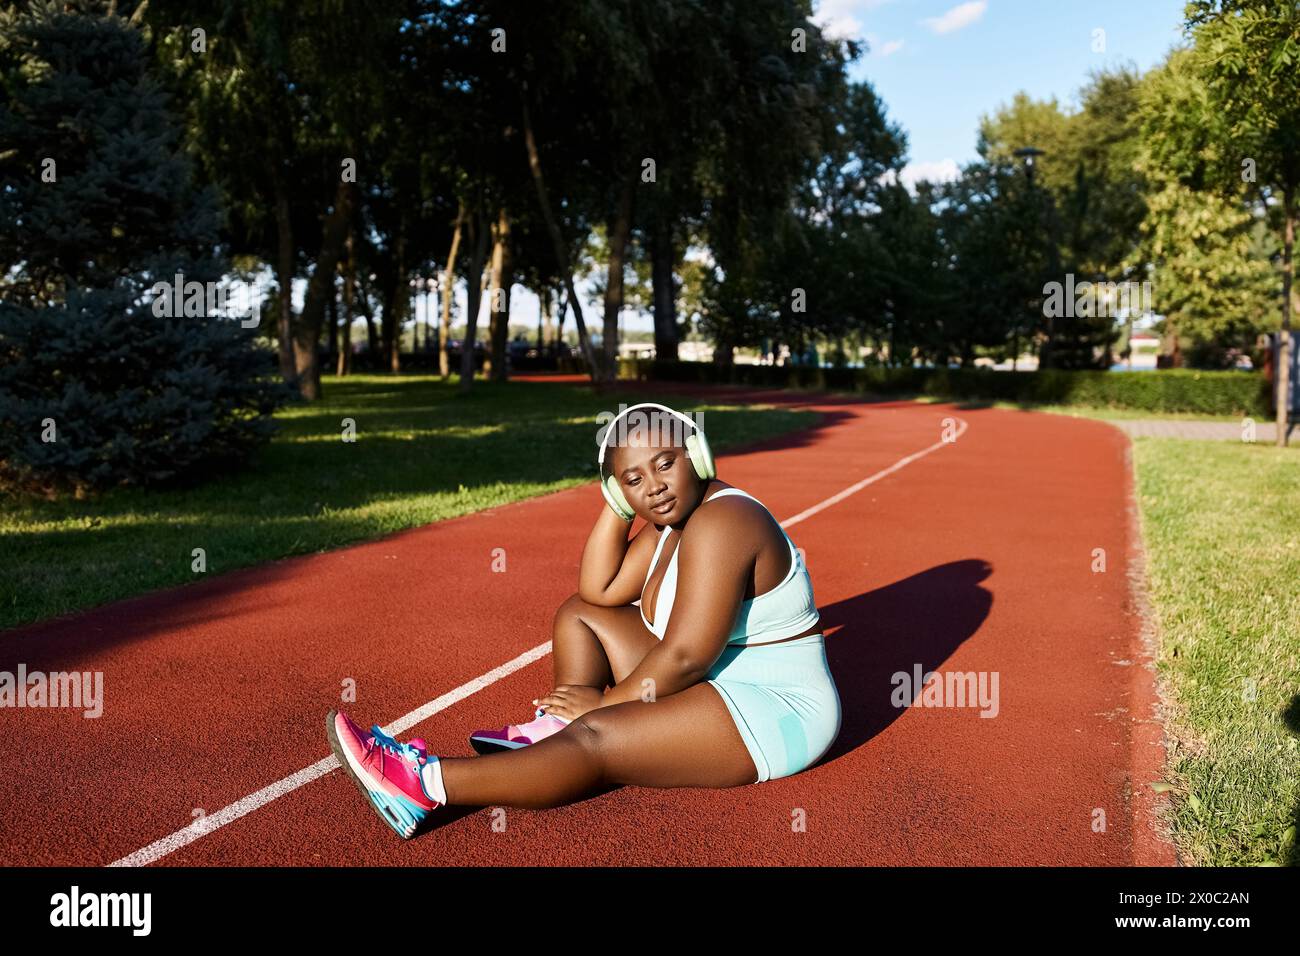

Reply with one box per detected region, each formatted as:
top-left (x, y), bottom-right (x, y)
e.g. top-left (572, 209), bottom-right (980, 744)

top-left (620, 359), bottom-right (1270, 417)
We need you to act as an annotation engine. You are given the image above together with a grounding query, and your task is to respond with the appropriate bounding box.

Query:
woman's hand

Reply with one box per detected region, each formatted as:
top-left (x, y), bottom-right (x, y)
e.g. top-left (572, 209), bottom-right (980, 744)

top-left (533, 685), bottom-right (605, 722)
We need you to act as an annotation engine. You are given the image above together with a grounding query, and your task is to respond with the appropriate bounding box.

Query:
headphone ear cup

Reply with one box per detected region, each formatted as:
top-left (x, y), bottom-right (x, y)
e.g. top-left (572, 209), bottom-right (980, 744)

top-left (685, 432), bottom-right (716, 480)
top-left (601, 473), bottom-right (636, 521)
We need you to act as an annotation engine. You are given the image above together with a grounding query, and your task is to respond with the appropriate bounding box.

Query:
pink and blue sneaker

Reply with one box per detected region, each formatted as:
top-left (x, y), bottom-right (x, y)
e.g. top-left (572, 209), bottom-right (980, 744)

top-left (468, 707), bottom-right (570, 755)
top-left (326, 710), bottom-right (444, 840)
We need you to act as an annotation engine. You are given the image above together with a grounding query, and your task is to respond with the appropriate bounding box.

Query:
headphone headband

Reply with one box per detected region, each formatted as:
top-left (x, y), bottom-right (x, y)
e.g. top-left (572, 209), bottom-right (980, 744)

top-left (596, 402), bottom-right (702, 480)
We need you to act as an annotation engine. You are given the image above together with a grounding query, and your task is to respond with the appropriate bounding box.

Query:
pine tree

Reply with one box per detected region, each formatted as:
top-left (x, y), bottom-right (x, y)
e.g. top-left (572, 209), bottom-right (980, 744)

top-left (0, 2), bottom-right (289, 495)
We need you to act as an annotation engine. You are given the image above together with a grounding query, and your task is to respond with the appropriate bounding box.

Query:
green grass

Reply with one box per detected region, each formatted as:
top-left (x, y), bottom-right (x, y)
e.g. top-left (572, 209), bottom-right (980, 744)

top-left (0, 375), bottom-right (816, 631)
top-left (1132, 437), bottom-right (1300, 866)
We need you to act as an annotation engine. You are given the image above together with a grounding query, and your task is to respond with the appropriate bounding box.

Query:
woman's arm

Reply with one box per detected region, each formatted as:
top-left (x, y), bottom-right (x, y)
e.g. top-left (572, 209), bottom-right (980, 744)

top-left (576, 506), bottom-right (657, 607)
top-left (602, 501), bottom-right (753, 706)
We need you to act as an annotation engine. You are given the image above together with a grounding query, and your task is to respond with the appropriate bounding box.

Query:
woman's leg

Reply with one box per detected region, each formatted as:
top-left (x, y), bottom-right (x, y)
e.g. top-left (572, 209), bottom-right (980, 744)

top-left (440, 682), bottom-right (758, 808)
top-left (550, 592), bottom-right (659, 690)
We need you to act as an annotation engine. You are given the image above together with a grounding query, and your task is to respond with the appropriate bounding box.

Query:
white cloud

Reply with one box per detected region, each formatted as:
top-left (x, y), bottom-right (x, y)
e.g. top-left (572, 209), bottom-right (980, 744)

top-left (821, 14), bottom-right (864, 41)
top-left (921, 1), bottom-right (987, 35)
top-left (899, 159), bottom-right (961, 190)
top-left (814, 0), bottom-right (897, 42)
top-left (816, 3), bottom-right (864, 41)
top-left (878, 38), bottom-right (904, 56)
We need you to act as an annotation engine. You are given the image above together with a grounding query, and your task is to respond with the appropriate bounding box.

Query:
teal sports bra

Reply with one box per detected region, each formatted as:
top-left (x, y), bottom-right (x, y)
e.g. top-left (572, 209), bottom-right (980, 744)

top-left (638, 487), bottom-right (821, 646)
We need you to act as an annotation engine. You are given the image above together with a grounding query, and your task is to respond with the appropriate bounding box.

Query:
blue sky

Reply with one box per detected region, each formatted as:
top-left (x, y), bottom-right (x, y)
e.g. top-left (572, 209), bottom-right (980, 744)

top-left (819, 0), bottom-right (1191, 185)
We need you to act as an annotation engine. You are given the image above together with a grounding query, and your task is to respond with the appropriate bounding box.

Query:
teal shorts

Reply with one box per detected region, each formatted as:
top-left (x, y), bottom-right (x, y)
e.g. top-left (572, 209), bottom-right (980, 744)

top-left (705, 632), bottom-right (841, 783)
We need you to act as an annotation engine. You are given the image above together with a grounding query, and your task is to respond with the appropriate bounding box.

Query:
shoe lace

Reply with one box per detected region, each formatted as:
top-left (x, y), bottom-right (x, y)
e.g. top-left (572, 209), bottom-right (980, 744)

top-left (369, 725), bottom-right (423, 764)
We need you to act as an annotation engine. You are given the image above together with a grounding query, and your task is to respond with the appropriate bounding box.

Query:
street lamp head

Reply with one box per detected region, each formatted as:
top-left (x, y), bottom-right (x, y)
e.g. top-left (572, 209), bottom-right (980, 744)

top-left (1013, 146), bottom-right (1046, 167)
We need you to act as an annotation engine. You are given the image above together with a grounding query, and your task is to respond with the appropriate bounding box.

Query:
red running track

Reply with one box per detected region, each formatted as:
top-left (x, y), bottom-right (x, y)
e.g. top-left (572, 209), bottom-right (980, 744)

top-left (0, 383), bottom-right (1177, 866)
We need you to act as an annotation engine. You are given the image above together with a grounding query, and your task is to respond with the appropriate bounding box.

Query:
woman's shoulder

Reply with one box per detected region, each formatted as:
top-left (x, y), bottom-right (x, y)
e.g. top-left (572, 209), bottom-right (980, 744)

top-left (702, 482), bottom-right (766, 510)
top-left (687, 484), bottom-right (771, 539)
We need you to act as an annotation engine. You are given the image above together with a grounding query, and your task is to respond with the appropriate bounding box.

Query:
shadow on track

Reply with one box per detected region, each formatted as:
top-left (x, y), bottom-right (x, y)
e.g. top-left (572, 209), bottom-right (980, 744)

top-left (820, 558), bottom-right (994, 762)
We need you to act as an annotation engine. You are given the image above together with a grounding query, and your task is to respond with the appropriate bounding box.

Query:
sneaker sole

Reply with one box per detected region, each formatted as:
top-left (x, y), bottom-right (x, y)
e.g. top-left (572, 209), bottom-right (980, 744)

top-left (326, 710), bottom-right (431, 841)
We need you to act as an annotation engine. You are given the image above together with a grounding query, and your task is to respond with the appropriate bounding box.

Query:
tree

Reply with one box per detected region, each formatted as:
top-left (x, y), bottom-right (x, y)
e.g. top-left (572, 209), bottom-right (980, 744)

top-left (1134, 49), bottom-right (1276, 368)
top-left (700, 9), bottom-right (901, 368)
top-left (0, 2), bottom-right (287, 495)
top-left (150, 0), bottom-right (399, 399)
top-left (937, 162), bottom-right (1064, 366)
top-left (1181, 0), bottom-right (1300, 443)
top-left (978, 71), bottom-right (1150, 368)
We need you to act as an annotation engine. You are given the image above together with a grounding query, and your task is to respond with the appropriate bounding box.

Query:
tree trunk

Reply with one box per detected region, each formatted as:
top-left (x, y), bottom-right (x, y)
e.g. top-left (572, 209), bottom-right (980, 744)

top-left (273, 184), bottom-right (296, 383)
top-left (492, 280), bottom-right (512, 381)
top-left (383, 225), bottom-right (408, 374)
top-left (547, 285), bottom-right (559, 349)
top-left (326, 278), bottom-right (338, 371)
top-left (1165, 316), bottom-right (1182, 369)
top-left (520, 83), bottom-right (602, 381)
top-left (440, 203), bottom-right (464, 379)
top-left (337, 230), bottom-right (354, 376)
top-left (459, 205), bottom-right (491, 393)
top-left (354, 268), bottom-right (380, 358)
top-left (292, 181), bottom-right (355, 400)
top-left (485, 206), bottom-right (512, 382)
top-left (357, 278), bottom-right (380, 358)
top-left (554, 285), bottom-right (566, 351)
top-left (1277, 188), bottom-right (1293, 447)
top-left (536, 285), bottom-right (546, 351)
top-left (651, 214), bottom-right (678, 362)
top-left (382, 274), bottom-right (396, 373)
top-left (603, 174), bottom-right (635, 384)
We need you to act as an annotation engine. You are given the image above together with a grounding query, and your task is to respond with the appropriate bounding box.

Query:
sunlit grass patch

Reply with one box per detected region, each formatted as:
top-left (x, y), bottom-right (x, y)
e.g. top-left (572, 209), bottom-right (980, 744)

top-left (0, 376), bottom-right (814, 630)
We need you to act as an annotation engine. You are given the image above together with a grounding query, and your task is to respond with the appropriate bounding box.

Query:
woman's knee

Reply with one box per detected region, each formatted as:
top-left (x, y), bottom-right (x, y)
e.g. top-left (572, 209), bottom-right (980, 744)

top-left (553, 591), bottom-right (587, 629)
top-left (554, 590), bottom-right (621, 633)
top-left (565, 713), bottom-right (608, 780)
top-left (569, 711), bottom-right (605, 747)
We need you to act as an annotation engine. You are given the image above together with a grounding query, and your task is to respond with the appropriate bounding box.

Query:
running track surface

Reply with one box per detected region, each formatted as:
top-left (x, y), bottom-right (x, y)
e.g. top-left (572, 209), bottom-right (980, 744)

top-left (0, 382), bottom-right (1177, 866)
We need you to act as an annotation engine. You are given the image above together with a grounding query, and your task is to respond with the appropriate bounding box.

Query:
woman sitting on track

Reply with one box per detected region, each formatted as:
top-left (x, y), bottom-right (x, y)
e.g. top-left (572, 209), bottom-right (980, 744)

top-left (326, 402), bottom-right (842, 840)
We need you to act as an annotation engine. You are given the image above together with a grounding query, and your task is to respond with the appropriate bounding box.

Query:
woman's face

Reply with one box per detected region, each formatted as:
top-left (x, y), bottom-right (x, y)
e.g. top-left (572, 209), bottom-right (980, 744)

top-left (611, 436), bottom-right (701, 523)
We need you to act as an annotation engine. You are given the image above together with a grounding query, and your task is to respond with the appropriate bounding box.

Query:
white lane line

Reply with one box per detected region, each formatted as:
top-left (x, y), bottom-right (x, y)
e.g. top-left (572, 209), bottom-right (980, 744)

top-left (108, 642), bottom-right (554, 867)
top-left (781, 416), bottom-right (967, 528)
top-left (108, 414), bottom-right (967, 867)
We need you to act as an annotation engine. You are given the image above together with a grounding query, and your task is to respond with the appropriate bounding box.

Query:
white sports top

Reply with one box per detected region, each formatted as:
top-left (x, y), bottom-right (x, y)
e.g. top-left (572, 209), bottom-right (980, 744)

top-left (637, 487), bottom-right (820, 646)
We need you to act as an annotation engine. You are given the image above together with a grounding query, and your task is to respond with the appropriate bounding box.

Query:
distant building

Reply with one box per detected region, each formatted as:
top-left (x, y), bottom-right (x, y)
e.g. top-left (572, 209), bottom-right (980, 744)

top-left (617, 340), bottom-right (714, 362)
top-left (1122, 333), bottom-right (1160, 370)
top-left (618, 340), bottom-right (656, 360)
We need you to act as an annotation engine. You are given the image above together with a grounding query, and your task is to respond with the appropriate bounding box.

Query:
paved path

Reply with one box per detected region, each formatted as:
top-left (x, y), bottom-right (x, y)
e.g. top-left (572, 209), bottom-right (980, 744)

top-left (1110, 419), bottom-right (1276, 441)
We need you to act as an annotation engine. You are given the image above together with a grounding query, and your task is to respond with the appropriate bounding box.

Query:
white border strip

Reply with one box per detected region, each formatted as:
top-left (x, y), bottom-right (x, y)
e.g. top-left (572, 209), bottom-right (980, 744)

top-left (108, 415), bottom-right (967, 867)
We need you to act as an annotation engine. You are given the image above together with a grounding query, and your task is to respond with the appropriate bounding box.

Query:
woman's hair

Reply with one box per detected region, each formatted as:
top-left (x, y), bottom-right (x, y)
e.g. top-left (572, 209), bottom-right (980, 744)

top-left (602, 409), bottom-right (697, 478)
